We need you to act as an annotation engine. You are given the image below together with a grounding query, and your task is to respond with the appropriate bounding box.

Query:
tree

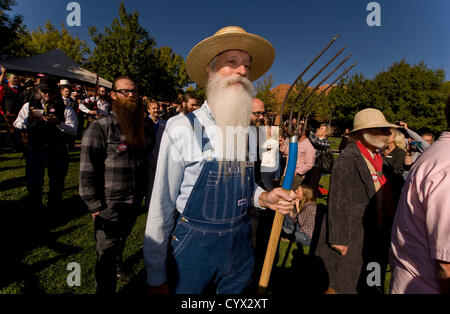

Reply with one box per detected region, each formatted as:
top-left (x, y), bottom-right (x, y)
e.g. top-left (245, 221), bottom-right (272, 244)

top-left (0, 0), bottom-right (26, 56)
top-left (153, 46), bottom-right (191, 101)
top-left (255, 75), bottom-right (278, 112)
top-left (87, 2), bottom-right (188, 100)
top-left (370, 60), bottom-right (447, 134)
top-left (325, 61), bottom-right (448, 135)
top-left (327, 73), bottom-right (373, 130)
top-left (16, 22), bottom-right (90, 64)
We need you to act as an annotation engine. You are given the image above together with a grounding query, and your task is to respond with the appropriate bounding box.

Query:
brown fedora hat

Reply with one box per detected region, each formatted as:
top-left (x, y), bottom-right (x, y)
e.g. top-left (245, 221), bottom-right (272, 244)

top-left (349, 108), bottom-right (400, 133)
top-left (186, 26), bottom-right (275, 86)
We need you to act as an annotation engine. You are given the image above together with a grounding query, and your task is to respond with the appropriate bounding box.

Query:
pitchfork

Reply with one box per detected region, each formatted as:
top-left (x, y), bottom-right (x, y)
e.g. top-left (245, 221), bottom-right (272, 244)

top-left (258, 35), bottom-right (357, 293)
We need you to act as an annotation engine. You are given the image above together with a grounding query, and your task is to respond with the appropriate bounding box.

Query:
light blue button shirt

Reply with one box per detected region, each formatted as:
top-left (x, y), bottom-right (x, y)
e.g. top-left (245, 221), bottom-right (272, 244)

top-left (143, 101), bottom-right (267, 286)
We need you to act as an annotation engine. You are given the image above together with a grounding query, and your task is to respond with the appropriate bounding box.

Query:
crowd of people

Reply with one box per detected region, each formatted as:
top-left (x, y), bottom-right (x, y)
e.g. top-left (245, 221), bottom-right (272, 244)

top-left (1, 25), bottom-right (448, 295)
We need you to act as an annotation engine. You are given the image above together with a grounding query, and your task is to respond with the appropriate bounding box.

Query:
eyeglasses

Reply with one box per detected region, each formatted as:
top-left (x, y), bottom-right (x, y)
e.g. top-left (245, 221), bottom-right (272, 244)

top-left (252, 111), bottom-right (266, 117)
top-left (113, 89), bottom-right (139, 96)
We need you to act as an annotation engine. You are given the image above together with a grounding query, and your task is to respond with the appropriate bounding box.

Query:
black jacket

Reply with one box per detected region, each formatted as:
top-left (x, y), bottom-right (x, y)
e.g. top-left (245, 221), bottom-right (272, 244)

top-left (315, 142), bottom-right (385, 294)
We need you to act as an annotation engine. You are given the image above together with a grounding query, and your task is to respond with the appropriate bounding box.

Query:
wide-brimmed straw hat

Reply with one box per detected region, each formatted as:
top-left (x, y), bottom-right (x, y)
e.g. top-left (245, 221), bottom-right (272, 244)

top-left (186, 26), bottom-right (275, 86)
top-left (349, 108), bottom-right (400, 133)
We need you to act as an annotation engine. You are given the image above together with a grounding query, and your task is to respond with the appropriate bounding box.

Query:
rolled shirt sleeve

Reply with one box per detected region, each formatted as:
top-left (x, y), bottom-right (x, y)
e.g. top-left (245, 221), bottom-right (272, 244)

top-left (56, 106), bottom-right (78, 136)
top-left (78, 102), bottom-right (91, 114)
top-left (13, 102), bottom-right (30, 130)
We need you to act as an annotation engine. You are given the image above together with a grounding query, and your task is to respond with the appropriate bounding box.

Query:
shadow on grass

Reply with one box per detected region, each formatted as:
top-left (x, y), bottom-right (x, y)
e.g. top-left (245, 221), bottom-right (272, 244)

top-left (270, 246), bottom-right (330, 295)
top-left (267, 202), bottom-right (330, 295)
top-left (0, 176), bottom-right (26, 192)
top-left (0, 194), bottom-right (88, 292)
top-left (117, 267), bottom-right (147, 295)
top-left (116, 249), bottom-right (147, 295)
top-left (68, 156), bottom-right (81, 163)
top-left (0, 154), bottom-right (24, 161)
top-left (0, 165), bottom-right (26, 172)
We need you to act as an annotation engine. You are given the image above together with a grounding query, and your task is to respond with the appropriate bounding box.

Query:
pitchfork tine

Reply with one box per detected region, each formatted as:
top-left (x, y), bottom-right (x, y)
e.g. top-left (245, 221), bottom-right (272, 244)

top-left (302, 62), bottom-right (358, 127)
top-left (295, 54), bottom-right (352, 135)
top-left (297, 63), bottom-right (358, 138)
top-left (287, 46), bottom-right (346, 134)
top-left (279, 35), bottom-right (339, 131)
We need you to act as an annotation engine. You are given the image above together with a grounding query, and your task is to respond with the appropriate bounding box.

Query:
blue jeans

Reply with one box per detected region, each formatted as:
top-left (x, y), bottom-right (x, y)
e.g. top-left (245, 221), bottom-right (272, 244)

top-left (169, 161), bottom-right (255, 294)
top-left (282, 216), bottom-right (311, 246)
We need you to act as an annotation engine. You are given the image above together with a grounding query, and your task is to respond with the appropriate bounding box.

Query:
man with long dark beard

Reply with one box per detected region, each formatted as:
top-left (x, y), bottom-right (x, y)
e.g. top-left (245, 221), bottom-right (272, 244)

top-left (80, 76), bottom-right (154, 294)
top-left (143, 26), bottom-right (296, 294)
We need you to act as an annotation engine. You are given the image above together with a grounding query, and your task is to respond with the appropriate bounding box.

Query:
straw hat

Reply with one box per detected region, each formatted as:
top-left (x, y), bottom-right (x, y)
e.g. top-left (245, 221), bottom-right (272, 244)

top-left (350, 108), bottom-right (400, 133)
top-left (186, 26), bottom-right (275, 86)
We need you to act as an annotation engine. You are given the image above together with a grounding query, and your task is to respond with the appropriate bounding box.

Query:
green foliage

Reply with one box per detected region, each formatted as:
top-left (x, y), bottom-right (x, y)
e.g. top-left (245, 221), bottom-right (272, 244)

top-left (255, 75), bottom-right (278, 112)
top-left (15, 22), bottom-right (90, 64)
top-left (328, 61), bottom-right (448, 134)
top-left (87, 2), bottom-right (188, 101)
top-left (152, 46), bottom-right (191, 101)
top-left (371, 60), bottom-right (446, 134)
top-left (327, 73), bottom-right (372, 130)
top-left (0, 0), bottom-right (26, 56)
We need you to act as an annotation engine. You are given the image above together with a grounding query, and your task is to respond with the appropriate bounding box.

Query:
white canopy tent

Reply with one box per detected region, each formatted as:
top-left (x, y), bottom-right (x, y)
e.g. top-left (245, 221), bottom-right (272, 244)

top-left (1, 49), bottom-right (112, 88)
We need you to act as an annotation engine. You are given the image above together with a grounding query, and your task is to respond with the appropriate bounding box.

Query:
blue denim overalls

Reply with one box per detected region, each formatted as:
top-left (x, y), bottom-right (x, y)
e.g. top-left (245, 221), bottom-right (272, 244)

top-left (169, 113), bottom-right (255, 293)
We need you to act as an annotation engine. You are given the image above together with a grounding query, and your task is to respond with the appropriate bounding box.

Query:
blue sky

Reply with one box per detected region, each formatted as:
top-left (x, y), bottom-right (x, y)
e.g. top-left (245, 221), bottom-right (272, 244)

top-left (10, 0), bottom-right (450, 87)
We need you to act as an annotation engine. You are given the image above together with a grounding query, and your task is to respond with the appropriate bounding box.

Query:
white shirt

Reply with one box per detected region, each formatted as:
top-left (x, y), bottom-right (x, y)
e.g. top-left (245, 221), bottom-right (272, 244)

top-left (13, 101), bottom-right (78, 136)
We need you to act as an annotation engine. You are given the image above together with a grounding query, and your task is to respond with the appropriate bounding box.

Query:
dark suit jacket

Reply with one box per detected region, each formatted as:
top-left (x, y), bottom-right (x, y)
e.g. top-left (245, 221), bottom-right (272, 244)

top-left (315, 142), bottom-right (385, 294)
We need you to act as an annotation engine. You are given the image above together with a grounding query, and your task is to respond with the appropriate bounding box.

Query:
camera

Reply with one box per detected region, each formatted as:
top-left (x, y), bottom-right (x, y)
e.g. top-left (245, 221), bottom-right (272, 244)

top-left (44, 102), bottom-right (57, 116)
top-left (410, 141), bottom-right (422, 149)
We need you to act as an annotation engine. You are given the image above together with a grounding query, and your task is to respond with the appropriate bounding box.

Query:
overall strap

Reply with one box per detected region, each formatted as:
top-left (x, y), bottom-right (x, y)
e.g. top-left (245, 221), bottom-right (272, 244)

top-left (185, 112), bottom-right (211, 153)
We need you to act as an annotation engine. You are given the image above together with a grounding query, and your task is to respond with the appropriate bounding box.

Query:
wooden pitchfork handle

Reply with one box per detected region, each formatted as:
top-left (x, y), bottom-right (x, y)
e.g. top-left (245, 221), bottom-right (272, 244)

top-left (258, 136), bottom-right (298, 293)
top-left (258, 210), bottom-right (286, 293)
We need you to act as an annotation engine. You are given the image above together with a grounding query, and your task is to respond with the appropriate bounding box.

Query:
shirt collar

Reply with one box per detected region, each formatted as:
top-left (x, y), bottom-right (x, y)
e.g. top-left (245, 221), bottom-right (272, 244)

top-left (201, 100), bottom-right (216, 122)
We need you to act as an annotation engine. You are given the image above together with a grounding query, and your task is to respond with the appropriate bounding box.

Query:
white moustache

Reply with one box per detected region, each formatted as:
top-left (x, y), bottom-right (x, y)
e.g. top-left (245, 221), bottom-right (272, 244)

top-left (224, 75), bottom-right (254, 91)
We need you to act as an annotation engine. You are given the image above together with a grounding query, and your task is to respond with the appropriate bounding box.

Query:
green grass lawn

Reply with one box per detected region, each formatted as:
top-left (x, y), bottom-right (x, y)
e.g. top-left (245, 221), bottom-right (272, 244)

top-left (0, 145), bottom-right (148, 294)
top-left (0, 135), bottom-right (390, 294)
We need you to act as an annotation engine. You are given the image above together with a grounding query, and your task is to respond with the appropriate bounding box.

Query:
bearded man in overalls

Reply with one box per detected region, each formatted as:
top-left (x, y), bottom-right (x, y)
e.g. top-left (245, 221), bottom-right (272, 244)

top-left (143, 26), bottom-right (297, 294)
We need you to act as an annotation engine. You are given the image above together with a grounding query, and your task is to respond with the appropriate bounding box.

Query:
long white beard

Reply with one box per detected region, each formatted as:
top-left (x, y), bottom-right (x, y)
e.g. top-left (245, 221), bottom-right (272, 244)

top-left (206, 72), bottom-right (255, 181)
top-left (206, 72), bottom-right (254, 162)
top-left (362, 132), bottom-right (388, 149)
top-left (207, 73), bottom-right (254, 130)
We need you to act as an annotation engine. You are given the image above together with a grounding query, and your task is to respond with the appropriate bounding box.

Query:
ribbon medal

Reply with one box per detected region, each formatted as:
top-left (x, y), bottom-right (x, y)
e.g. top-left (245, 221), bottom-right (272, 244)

top-left (118, 143), bottom-right (128, 152)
